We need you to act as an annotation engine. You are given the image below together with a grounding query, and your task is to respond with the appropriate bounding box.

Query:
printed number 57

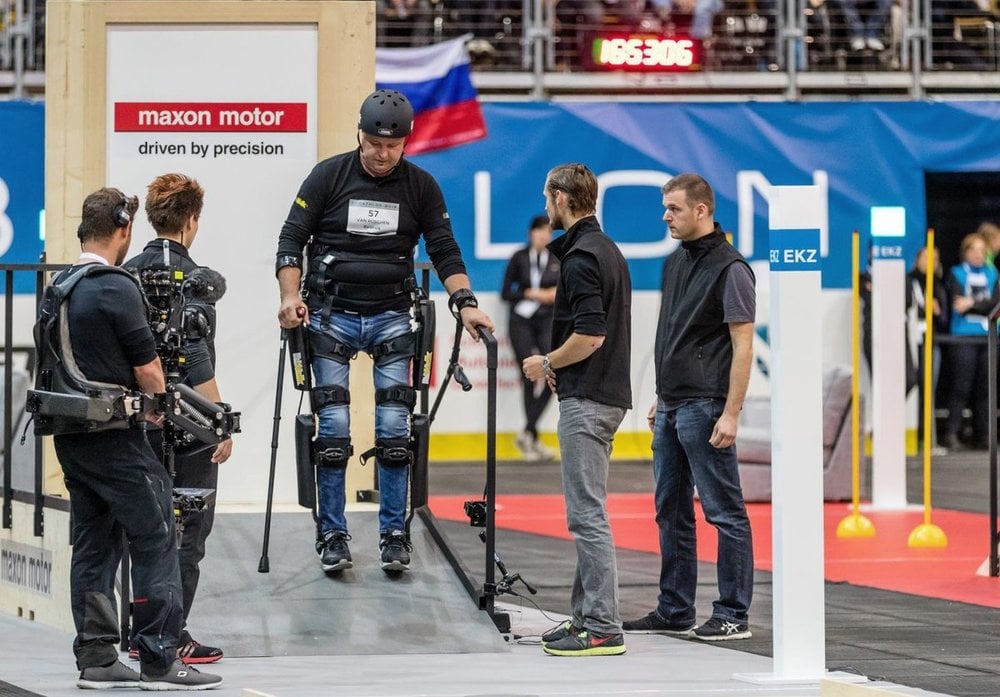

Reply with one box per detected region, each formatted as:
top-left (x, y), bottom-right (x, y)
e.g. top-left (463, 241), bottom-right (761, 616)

top-left (368, 210), bottom-right (379, 218)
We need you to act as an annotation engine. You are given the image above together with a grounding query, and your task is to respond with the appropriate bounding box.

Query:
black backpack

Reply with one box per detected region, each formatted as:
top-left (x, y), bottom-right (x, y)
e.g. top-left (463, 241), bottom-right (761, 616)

top-left (26, 264), bottom-right (143, 435)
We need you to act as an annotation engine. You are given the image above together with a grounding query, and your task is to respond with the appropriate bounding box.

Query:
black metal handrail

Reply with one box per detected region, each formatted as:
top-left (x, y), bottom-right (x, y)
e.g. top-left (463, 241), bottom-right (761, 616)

top-left (2, 262), bottom-right (69, 536)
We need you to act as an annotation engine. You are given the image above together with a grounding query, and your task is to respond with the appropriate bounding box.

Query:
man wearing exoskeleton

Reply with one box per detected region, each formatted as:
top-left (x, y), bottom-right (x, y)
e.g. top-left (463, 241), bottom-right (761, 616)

top-left (276, 89), bottom-right (494, 573)
top-left (124, 173), bottom-right (233, 664)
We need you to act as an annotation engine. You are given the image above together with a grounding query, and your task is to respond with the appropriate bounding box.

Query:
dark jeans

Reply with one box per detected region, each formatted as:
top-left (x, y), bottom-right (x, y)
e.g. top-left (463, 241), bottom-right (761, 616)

top-left (147, 429), bottom-right (219, 630)
top-left (652, 398), bottom-right (753, 624)
top-left (944, 341), bottom-right (990, 442)
top-left (55, 429), bottom-right (181, 675)
top-left (508, 311), bottom-right (554, 436)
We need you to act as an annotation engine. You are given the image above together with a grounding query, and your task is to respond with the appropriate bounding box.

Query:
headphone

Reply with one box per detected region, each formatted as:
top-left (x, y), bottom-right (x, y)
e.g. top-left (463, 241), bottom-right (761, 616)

top-left (112, 196), bottom-right (132, 228)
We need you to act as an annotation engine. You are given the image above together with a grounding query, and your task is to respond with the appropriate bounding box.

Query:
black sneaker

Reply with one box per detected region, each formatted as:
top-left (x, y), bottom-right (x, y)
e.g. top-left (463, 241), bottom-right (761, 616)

top-left (622, 611), bottom-right (696, 635)
top-left (77, 660), bottom-right (140, 689)
top-left (691, 617), bottom-right (752, 641)
top-left (379, 530), bottom-right (412, 571)
top-left (543, 630), bottom-right (626, 656)
top-left (177, 639), bottom-right (223, 665)
top-left (139, 659), bottom-right (222, 691)
top-left (318, 531), bottom-right (353, 572)
top-left (541, 619), bottom-right (578, 644)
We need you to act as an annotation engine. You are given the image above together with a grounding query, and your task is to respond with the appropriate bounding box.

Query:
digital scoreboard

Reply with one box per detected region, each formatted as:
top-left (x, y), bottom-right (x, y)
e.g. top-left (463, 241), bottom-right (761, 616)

top-left (590, 34), bottom-right (700, 71)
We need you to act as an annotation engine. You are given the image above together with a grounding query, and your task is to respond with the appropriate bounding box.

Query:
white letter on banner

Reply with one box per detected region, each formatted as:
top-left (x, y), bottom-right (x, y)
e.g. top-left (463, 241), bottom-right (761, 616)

top-left (474, 171), bottom-right (520, 260)
top-left (0, 178), bottom-right (13, 257)
top-left (475, 169), bottom-right (682, 260)
top-left (596, 170), bottom-right (678, 259)
top-left (737, 170), bottom-right (829, 261)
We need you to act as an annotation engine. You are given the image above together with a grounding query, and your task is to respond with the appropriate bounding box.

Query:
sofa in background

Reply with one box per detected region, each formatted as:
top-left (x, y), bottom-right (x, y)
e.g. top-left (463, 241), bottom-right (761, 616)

top-left (735, 363), bottom-right (864, 502)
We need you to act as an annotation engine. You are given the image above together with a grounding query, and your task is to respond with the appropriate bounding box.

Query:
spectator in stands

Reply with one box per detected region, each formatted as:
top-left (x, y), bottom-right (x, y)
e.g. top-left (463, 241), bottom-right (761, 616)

top-left (930, 0), bottom-right (994, 69)
top-left (651, 0), bottom-right (724, 40)
top-left (978, 221), bottom-right (1000, 269)
top-left (552, 0), bottom-right (605, 69)
top-left (907, 246), bottom-right (949, 436)
top-left (501, 214), bottom-right (560, 461)
top-left (836, 0), bottom-right (893, 50)
top-left (376, 0), bottom-right (432, 47)
top-left (942, 232), bottom-right (999, 450)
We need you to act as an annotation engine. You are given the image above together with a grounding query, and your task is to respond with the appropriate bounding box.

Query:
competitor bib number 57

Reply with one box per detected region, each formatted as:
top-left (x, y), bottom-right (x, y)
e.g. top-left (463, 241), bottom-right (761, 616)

top-left (347, 199), bottom-right (400, 237)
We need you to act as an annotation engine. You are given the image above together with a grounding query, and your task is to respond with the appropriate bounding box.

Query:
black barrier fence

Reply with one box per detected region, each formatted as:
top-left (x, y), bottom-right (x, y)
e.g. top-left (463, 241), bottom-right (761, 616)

top-left (914, 332), bottom-right (1000, 577)
top-left (3, 0), bottom-right (1000, 101)
top-left (1, 263), bottom-right (72, 538)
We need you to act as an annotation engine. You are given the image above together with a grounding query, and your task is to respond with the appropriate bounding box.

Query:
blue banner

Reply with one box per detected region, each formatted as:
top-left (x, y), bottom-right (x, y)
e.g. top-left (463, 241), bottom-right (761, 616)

top-left (0, 101), bottom-right (44, 293)
top-left (3, 100), bottom-right (1000, 295)
top-left (411, 101), bottom-right (1000, 292)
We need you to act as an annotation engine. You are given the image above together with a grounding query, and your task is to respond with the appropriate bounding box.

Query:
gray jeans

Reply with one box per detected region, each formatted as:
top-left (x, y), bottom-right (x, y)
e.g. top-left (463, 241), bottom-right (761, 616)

top-left (557, 397), bottom-right (627, 635)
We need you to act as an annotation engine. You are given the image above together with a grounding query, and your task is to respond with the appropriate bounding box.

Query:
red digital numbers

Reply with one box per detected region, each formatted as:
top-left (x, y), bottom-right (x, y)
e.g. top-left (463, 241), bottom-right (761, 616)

top-left (591, 35), bottom-right (699, 71)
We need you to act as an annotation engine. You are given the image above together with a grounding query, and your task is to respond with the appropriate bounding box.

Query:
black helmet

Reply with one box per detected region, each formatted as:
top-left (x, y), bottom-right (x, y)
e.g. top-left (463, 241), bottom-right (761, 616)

top-left (358, 89), bottom-right (414, 138)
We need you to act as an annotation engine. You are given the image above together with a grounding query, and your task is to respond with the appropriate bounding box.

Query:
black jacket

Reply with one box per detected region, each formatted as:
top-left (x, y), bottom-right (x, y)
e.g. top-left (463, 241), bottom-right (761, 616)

top-left (500, 246), bottom-right (561, 320)
top-left (548, 216), bottom-right (632, 409)
top-left (655, 225), bottom-right (752, 401)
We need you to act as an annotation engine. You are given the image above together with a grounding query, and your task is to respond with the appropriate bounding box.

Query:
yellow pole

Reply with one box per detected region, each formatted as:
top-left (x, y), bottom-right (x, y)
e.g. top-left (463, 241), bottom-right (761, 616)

top-left (909, 229), bottom-right (948, 548)
top-left (838, 230), bottom-right (875, 538)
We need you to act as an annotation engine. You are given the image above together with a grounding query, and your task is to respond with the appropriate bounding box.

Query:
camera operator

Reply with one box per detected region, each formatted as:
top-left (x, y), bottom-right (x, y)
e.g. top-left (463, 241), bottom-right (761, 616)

top-left (276, 89), bottom-right (494, 573)
top-left (48, 187), bottom-right (221, 690)
top-left (124, 173), bottom-right (232, 665)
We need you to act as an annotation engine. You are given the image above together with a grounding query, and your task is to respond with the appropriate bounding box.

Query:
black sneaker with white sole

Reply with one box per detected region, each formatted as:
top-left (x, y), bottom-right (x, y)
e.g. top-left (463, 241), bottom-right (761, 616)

top-left (691, 617), bottom-right (752, 641)
top-left (77, 660), bottom-right (140, 689)
top-left (621, 611), bottom-right (696, 635)
top-left (139, 659), bottom-right (222, 691)
top-left (379, 530), bottom-right (412, 571)
top-left (318, 531), bottom-right (353, 572)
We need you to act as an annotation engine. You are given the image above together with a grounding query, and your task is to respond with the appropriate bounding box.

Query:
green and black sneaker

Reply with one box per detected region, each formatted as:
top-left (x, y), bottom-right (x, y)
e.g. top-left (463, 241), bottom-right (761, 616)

top-left (542, 629), bottom-right (626, 656)
top-left (541, 620), bottom-right (578, 644)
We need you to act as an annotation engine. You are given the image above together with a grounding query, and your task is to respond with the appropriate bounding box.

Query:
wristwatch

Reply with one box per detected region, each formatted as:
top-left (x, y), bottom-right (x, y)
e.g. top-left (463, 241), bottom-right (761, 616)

top-left (542, 354), bottom-right (552, 376)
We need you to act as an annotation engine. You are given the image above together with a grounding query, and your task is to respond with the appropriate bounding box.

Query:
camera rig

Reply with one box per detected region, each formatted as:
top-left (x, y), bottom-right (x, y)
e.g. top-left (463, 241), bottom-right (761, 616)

top-left (132, 261), bottom-right (235, 475)
top-left (136, 264), bottom-right (218, 379)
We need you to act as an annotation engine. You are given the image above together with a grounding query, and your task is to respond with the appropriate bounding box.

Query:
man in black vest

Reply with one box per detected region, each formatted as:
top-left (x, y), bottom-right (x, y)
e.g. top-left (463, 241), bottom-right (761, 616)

top-left (124, 173), bottom-right (232, 664)
top-left (623, 172), bottom-right (756, 641)
top-left (276, 89), bottom-right (494, 573)
top-left (523, 163), bottom-right (632, 657)
top-left (50, 187), bottom-right (221, 689)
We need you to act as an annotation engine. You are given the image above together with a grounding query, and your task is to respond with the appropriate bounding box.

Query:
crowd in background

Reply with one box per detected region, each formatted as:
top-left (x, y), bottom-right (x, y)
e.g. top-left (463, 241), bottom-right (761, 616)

top-left (373, 0), bottom-right (1000, 72)
top-left (879, 221), bottom-right (1000, 451)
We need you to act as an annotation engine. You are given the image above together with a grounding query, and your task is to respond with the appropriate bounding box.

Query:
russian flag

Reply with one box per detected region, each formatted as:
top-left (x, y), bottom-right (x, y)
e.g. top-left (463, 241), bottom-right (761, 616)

top-left (376, 36), bottom-right (487, 155)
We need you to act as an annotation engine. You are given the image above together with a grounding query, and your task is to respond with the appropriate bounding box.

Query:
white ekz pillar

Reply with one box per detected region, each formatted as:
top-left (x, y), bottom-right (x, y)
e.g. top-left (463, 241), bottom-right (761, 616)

top-left (739, 185), bottom-right (826, 683)
top-left (870, 207), bottom-right (909, 509)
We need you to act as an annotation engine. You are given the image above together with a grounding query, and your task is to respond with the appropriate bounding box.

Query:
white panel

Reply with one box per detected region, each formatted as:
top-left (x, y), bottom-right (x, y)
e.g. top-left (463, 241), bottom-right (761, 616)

top-left (107, 25), bottom-right (318, 505)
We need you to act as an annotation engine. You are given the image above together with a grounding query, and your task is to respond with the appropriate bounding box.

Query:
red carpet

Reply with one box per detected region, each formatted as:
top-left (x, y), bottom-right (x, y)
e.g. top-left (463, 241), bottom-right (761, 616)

top-left (428, 493), bottom-right (1000, 608)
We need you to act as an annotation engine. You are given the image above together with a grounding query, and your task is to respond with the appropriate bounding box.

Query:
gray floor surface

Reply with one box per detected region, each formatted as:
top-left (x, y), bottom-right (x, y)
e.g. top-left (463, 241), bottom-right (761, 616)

top-left (0, 453), bottom-right (996, 696)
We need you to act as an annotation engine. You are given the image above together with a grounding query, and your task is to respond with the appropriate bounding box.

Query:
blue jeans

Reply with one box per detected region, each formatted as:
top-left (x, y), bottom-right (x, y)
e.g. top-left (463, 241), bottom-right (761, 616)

top-left (838, 0), bottom-right (893, 39)
top-left (652, 398), bottom-right (753, 623)
top-left (310, 309), bottom-right (413, 536)
top-left (558, 397), bottom-right (627, 635)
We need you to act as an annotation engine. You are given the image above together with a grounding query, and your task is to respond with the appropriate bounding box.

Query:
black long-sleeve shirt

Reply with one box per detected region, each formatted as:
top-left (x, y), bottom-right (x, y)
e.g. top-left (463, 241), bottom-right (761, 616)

top-left (276, 149), bottom-right (467, 312)
top-left (548, 216), bottom-right (632, 409)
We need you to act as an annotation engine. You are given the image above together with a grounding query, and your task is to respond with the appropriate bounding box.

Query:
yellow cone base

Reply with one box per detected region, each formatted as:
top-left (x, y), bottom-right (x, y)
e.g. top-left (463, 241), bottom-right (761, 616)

top-left (908, 523), bottom-right (948, 548)
top-left (836, 513), bottom-right (876, 538)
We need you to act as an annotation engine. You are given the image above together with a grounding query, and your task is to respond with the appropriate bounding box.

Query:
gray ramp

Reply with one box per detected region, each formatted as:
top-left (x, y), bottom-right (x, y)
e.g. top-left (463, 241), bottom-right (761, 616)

top-left (187, 510), bottom-right (509, 657)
